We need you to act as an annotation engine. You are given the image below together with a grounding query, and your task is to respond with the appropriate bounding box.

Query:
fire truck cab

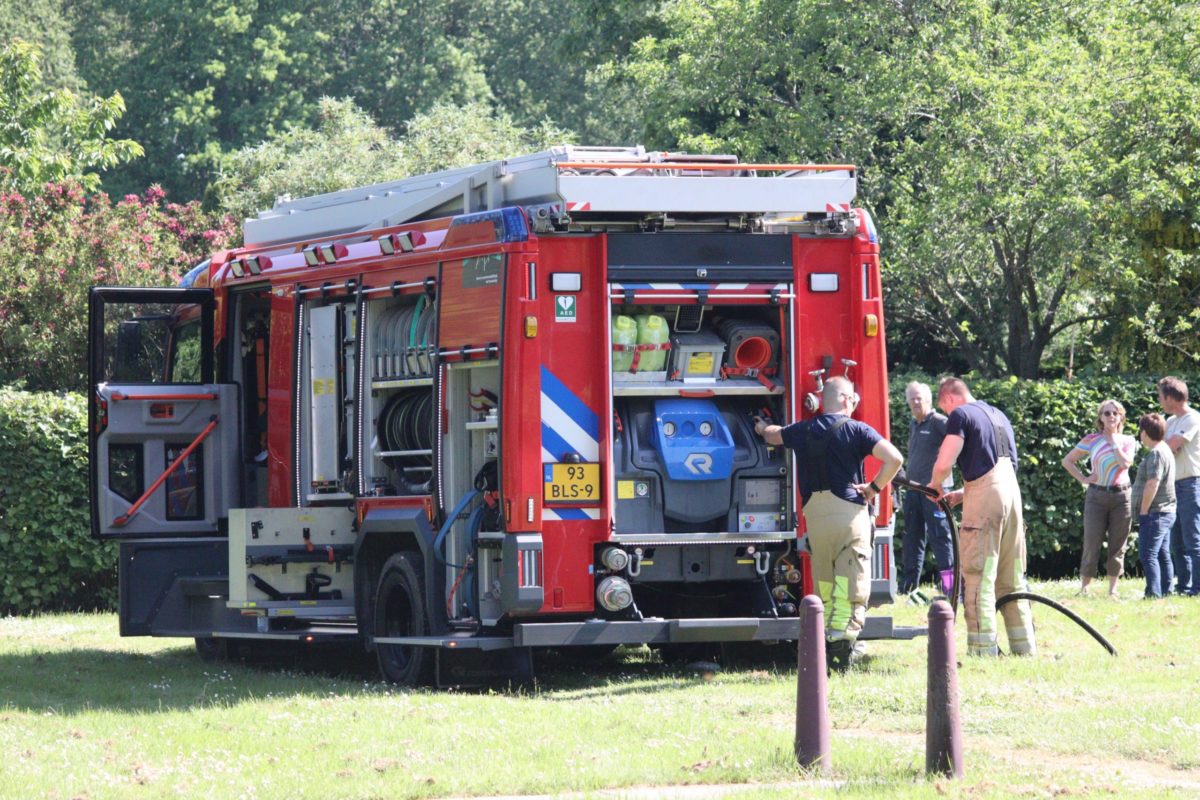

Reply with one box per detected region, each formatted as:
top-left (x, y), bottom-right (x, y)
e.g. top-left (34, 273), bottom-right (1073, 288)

top-left (88, 146), bottom-right (915, 686)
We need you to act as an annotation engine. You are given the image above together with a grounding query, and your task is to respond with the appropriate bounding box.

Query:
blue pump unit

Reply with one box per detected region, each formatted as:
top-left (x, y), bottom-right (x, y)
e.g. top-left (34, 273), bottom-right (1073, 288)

top-left (651, 398), bottom-right (735, 481)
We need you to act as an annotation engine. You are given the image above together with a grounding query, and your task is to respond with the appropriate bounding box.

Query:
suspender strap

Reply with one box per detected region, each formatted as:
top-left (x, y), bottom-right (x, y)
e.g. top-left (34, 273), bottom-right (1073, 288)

top-left (805, 416), bottom-right (853, 491)
top-left (981, 405), bottom-right (1012, 460)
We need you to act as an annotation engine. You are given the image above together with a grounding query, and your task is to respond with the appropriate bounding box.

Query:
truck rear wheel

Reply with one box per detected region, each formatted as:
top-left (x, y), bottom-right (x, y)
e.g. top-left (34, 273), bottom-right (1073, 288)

top-left (374, 552), bottom-right (434, 686)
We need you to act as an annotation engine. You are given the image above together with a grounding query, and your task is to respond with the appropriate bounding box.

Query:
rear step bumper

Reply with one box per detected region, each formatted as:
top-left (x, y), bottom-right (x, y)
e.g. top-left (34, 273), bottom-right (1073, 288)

top-left (375, 615), bottom-right (925, 649)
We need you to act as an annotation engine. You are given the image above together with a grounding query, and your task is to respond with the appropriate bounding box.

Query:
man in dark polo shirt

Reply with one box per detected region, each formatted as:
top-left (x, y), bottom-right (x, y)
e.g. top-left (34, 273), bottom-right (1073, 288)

top-left (900, 380), bottom-right (955, 596)
top-left (928, 377), bottom-right (1035, 657)
top-left (755, 376), bottom-right (903, 670)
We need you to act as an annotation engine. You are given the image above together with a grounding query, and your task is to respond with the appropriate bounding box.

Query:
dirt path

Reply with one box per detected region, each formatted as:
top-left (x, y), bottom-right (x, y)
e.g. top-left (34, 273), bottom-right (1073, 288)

top-left (839, 728), bottom-right (1200, 793)
top-left (445, 731), bottom-right (1200, 800)
top-left (443, 783), bottom-right (840, 800)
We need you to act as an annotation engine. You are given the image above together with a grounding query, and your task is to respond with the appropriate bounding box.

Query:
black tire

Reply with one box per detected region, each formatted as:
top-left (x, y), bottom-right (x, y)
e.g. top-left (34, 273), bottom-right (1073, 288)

top-left (374, 552), bottom-right (435, 686)
top-left (194, 636), bottom-right (229, 663)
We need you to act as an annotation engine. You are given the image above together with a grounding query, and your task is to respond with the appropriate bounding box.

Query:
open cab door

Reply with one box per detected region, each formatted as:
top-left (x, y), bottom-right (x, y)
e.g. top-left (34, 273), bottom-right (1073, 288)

top-left (89, 287), bottom-right (240, 539)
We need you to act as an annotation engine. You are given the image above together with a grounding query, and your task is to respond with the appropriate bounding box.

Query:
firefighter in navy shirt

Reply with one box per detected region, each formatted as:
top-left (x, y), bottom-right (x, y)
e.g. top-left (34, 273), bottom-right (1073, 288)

top-left (929, 377), bottom-right (1036, 657)
top-left (755, 376), bottom-right (902, 670)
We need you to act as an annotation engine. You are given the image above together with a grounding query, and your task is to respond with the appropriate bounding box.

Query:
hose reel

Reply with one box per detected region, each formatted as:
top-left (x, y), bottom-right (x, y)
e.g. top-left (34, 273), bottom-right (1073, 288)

top-left (378, 389), bottom-right (434, 493)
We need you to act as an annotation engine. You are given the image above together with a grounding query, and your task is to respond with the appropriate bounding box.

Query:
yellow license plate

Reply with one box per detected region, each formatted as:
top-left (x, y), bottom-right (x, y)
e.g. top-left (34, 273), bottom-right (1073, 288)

top-left (544, 463), bottom-right (600, 503)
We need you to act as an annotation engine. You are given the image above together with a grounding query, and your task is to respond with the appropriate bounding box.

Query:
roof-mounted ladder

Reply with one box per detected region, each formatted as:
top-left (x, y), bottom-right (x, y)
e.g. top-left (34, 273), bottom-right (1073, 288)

top-left (242, 145), bottom-right (857, 246)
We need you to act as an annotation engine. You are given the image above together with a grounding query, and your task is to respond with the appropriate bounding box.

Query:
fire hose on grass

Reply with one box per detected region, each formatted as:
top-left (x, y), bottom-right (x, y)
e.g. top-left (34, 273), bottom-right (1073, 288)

top-left (890, 471), bottom-right (1117, 657)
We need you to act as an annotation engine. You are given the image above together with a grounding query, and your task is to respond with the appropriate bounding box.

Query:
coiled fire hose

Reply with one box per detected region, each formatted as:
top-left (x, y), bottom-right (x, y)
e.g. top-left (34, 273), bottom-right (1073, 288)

top-left (890, 471), bottom-right (1116, 656)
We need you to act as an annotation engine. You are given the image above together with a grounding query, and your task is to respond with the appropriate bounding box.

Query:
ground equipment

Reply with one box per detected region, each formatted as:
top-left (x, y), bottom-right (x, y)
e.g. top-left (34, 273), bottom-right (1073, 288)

top-left (87, 145), bottom-right (918, 686)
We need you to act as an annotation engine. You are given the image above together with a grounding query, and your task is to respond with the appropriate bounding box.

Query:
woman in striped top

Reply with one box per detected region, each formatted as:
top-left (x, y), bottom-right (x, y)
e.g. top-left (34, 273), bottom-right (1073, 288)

top-left (1062, 399), bottom-right (1137, 597)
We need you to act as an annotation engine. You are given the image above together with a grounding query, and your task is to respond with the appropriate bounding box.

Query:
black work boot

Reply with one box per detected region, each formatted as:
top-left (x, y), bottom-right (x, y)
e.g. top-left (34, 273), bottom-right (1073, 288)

top-left (826, 638), bottom-right (852, 673)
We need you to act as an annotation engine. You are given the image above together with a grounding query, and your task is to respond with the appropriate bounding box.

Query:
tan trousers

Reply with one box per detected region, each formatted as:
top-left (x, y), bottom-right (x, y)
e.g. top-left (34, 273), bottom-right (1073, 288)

top-left (1081, 485), bottom-right (1131, 579)
top-left (803, 491), bottom-right (872, 642)
top-left (960, 458), bottom-right (1036, 656)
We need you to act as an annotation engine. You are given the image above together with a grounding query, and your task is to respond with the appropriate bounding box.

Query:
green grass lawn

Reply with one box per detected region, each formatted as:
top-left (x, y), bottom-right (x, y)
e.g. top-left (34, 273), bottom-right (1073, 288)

top-left (2, 579), bottom-right (1199, 799)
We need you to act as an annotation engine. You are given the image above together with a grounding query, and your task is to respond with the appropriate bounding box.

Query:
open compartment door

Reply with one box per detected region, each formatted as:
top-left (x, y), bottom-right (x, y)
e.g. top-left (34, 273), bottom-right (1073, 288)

top-left (89, 287), bottom-right (239, 539)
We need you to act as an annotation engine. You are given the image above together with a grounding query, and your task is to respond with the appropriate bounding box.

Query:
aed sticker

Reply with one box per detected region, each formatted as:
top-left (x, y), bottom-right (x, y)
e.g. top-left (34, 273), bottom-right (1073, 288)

top-left (687, 352), bottom-right (715, 375)
top-left (554, 295), bottom-right (577, 322)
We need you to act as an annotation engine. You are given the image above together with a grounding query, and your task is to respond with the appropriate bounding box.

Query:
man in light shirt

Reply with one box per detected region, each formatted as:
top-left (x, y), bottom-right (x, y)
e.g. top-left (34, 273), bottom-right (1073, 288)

top-left (1159, 376), bottom-right (1200, 596)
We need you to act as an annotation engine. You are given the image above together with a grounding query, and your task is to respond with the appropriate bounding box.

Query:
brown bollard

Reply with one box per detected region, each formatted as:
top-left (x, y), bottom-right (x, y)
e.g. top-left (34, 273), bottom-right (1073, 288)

top-left (926, 599), bottom-right (963, 778)
top-left (794, 594), bottom-right (831, 772)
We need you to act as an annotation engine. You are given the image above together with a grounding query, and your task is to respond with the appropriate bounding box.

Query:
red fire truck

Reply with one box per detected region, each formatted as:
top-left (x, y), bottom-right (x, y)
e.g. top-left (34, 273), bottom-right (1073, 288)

top-left (88, 146), bottom-right (915, 686)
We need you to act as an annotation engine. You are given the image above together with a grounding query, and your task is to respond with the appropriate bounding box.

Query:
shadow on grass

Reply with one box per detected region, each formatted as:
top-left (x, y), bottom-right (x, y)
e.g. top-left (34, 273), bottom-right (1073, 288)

top-left (0, 640), bottom-right (380, 715)
top-left (0, 640), bottom-right (794, 713)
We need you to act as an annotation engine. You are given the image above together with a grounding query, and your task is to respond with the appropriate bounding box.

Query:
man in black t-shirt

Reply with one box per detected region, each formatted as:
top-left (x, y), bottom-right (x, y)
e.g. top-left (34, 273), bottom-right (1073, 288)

top-left (928, 377), bottom-right (1035, 657)
top-left (755, 376), bottom-right (902, 670)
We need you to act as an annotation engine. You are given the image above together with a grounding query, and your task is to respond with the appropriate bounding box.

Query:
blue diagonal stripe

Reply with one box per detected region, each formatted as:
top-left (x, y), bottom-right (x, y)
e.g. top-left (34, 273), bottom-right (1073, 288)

top-left (541, 422), bottom-right (580, 463)
top-left (540, 366), bottom-right (600, 440)
top-left (547, 507), bottom-right (591, 521)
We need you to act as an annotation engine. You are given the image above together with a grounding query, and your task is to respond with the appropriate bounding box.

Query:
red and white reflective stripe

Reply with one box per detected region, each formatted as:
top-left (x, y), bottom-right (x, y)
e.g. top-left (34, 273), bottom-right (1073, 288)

top-left (609, 282), bottom-right (792, 300)
top-left (566, 202), bottom-right (592, 212)
top-left (826, 203), bottom-right (852, 213)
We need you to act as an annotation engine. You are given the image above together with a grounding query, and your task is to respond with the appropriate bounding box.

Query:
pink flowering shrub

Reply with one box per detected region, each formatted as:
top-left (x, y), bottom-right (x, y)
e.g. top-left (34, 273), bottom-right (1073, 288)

top-left (0, 175), bottom-right (236, 391)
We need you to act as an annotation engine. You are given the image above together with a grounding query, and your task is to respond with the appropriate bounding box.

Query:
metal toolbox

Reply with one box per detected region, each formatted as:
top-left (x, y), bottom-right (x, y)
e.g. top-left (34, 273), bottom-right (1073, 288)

top-left (670, 331), bottom-right (726, 382)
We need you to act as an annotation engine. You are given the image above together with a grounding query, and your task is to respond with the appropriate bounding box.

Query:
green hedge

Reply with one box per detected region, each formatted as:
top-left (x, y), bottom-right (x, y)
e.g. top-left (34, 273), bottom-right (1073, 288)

top-left (889, 372), bottom-right (1171, 578)
top-left (0, 390), bottom-right (115, 613)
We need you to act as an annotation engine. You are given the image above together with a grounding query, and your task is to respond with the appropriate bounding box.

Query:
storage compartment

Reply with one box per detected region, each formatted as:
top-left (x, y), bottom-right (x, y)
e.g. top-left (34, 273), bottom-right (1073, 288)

top-left (608, 298), bottom-right (792, 535)
top-left (362, 292), bottom-right (438, 497)
top-left (440, 361), bottom-right (502, 621)
top-left (611, 304), bottom-right (785, 395)
top-left (227, 506), bottom-right (356, 619)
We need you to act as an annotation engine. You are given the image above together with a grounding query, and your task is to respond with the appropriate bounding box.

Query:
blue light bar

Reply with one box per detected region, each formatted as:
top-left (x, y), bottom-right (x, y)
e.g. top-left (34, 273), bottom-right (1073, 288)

top-left (447, 207), bottom-right (530, 244)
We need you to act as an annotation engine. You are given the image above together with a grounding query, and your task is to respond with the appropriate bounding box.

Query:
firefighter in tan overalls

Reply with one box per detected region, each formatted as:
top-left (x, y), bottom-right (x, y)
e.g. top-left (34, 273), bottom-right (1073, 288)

top-left (755, 376), bottom-right (903, 670)
top-left (928, 377), bottom-right (1036, 656)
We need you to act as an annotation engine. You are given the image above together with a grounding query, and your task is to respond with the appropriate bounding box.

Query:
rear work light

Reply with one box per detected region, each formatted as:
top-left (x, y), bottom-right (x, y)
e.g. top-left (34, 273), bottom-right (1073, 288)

top-left (303, 243), bottom-right (349, 265)
top-left (379, 229), bottom-right (427, 255)
top-left (245, 255), bottom-right (272, 275)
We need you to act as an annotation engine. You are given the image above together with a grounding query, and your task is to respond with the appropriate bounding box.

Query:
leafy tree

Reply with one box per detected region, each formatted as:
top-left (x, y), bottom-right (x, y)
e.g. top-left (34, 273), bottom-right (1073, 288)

top-left (69, 0), bottom-right (662, 204)
top-left (205, 98), bottom-right (405, 224)
top-left (316, 0), bottom-right (492, 130)
top-left (0, 0), bottom-right (82, 91)
top-left (68, 0), bottom-right (322, 200)
top-left (208, 98), bottom-right (571, 226)
top-left (616, 0), bottom-right (1200, 378)
top-left (466, 0), bottom-right (665, 146)
top-left (1095, 1), bottom-right (1200, 371)
top-left (0, 179), bottom-right (235, 391)
top-left (68, 0), bottom-right (506, 200)
top-left (0, 39), bottom-right (142, 194)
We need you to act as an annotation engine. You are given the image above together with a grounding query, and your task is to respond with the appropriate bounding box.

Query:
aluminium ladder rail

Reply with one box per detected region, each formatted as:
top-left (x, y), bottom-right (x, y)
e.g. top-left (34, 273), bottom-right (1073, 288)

top-left (242, 145), bottom-right (858, 246)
